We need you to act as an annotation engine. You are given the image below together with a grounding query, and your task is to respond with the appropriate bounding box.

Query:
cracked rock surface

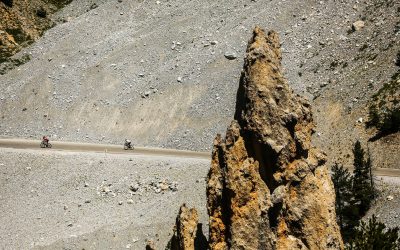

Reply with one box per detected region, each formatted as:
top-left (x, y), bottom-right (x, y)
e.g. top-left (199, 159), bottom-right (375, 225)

top-left (207, 27), bottom-right (343, 250)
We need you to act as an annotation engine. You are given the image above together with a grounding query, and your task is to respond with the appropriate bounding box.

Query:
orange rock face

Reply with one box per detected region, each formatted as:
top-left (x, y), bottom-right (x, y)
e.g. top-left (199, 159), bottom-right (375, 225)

top-left (0, 0), bottom-right (70, 62)
top-left (206, 26), bottom-right (344, 250)
top-left (167, 204), bottom-right (200, 250)
top-left (175, 204), bottom-right (199, 250)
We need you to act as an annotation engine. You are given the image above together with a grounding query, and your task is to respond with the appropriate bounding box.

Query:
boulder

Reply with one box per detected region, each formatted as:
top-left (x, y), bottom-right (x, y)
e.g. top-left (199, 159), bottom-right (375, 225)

top-left (224, 51), bottom-right (237, 60)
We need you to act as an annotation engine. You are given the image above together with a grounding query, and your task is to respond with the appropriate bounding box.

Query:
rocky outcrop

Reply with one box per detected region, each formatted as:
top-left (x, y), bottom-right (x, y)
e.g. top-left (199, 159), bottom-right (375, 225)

top-left (157, 26), bottom-right (344, 250)
top-left (0, 0), bottom-right (71, 62)
top-left (165, 203), bottom-right (209, 250)
top-left (167, 204), bottom-right (199, 250)
top-left (207, 26), bottom-right (343, 249)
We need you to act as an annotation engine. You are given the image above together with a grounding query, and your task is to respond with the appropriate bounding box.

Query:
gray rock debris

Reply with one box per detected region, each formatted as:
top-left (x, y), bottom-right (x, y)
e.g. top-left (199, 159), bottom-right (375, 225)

top-left (129, 183), bottom-right (140, 192)
top-left (224, 51), bottom-right (237, 60)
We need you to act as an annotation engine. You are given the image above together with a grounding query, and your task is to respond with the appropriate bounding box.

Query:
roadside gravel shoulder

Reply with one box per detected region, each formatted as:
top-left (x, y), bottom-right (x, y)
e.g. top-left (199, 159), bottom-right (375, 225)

top-left (0, 148), bottom-right (209, 249)
top-left (364, 176), bottom-right (400, 229)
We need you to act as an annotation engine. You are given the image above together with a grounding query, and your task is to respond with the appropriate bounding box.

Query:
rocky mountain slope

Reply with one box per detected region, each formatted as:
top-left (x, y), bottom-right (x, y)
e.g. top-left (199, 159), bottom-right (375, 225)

top-left (0, 0), bottom-right (399, 170)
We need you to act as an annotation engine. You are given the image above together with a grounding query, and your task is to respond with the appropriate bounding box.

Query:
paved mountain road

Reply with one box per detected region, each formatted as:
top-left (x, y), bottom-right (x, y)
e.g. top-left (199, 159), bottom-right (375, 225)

top-left (0, 138), bottom-right (399, 177)
top-left (0, 138), bottom-right (210, 159)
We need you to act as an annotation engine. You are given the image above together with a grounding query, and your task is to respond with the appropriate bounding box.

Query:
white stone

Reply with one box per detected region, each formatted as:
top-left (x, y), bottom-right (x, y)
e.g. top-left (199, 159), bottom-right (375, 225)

top-left (224, 51), bottom-right (237, 60)
top-left (352, 20), bottom-right (365, 31)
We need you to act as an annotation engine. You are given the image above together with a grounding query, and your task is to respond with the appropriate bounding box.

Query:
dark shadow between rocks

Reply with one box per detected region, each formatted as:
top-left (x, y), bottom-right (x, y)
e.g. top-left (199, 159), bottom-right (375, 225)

top-left (1, 0), bottom-right (13, 7)
top-left (194, 223), bottom-right (208, 250)
top-left (165, 232), bottom-right (178, 250)
top-left (165, 223), bottom-right (208, 250)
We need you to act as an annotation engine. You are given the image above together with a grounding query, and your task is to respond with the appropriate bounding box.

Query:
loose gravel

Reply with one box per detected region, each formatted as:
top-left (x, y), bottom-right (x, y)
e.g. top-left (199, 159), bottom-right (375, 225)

top-left (0, 147), bottom-right (209, 249)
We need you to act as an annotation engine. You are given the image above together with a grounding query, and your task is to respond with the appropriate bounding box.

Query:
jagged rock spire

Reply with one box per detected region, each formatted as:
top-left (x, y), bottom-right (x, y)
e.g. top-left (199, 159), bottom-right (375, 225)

top-left (162, 26), bottom-right (343, 250)
top-left (167, 204), bottom-right (199, 250)
top-left (207, 26), bottom-right (343, 250)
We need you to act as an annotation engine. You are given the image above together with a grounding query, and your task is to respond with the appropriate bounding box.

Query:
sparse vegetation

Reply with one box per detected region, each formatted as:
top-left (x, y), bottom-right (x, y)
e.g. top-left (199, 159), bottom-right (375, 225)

top-left (332, 163), bottom-right (358, 240)
top-left (0, 0), bottom-right (73, 65)
top-left (367, 70), bottom-right (400, 137)
top-left (332, 141), bottom-right (376, 242)
top-left (353, 140), bottom-right (375, 214)
top-left (332, 142), bottom-right (399, 248)
top-left (331, 139), bottom-right (400, 248)
top-left (0, 54), bottom-right (31, 75)
top-left (347, 215), bottom-right (400, 250)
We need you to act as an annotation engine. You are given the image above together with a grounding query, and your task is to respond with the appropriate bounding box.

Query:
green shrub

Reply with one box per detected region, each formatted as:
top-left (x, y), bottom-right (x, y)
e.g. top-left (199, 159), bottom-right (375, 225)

top-left (331, 141), bottom-right (377, 242)
top-left (352, 141), bottom-right (375, 215)
top-left (347, 215), bottom-right (400, 250)
top-left (367, 70), bottom-right (400, 137)
top-left (36, 7), bottom-right (47, 18)
top-left (332, 163), bottom-right (358, 241)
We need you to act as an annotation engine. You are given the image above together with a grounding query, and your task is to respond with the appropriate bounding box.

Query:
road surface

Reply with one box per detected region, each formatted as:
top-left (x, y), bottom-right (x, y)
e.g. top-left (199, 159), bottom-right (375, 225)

top-left (0, 138), bottom-right (210, 159)
top-left (0, 138), bottom-right (399, 177)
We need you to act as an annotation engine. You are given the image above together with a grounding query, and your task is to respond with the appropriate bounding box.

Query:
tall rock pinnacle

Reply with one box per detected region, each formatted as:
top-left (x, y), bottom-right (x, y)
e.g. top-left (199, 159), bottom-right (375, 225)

top-left (167, 204), bottom-right (200, 250)
top-left (207, 26), bottom-right (343, 249)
